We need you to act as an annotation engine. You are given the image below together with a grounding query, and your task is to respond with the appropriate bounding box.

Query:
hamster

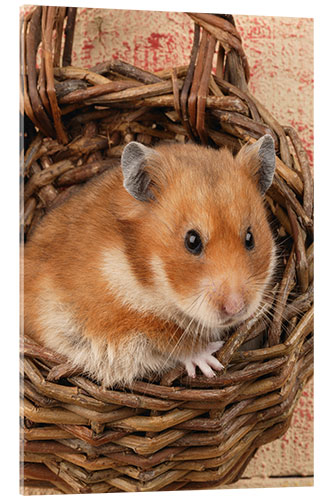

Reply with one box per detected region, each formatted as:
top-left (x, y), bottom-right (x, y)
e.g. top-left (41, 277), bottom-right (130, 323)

top-left (23, 135), bottom-right (276, 387)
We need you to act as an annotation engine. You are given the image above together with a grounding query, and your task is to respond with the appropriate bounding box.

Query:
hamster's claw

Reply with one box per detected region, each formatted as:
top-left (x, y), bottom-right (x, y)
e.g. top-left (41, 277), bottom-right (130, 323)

top-left (184, 341), bottom-right (224, 379)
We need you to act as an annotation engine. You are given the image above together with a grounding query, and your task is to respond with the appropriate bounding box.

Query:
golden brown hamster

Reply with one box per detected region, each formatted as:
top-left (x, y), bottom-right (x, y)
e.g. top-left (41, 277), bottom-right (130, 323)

top-left (24, 135), bottom-right (276, 386)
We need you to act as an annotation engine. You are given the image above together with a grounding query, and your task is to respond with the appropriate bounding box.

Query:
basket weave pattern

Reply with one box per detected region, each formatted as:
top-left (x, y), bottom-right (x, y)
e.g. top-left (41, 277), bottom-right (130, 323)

top-left (21, 7), bottom-right (314, 494)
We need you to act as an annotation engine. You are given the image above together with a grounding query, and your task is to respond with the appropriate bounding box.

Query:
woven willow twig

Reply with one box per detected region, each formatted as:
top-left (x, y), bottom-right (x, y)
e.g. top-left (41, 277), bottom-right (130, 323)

top-left (21, 6), bottom-right (313, 494)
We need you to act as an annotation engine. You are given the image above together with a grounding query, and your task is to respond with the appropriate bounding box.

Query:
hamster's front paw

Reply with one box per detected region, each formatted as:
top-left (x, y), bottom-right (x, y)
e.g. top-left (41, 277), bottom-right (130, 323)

top-left (184, 341), bottom-right (224, 378)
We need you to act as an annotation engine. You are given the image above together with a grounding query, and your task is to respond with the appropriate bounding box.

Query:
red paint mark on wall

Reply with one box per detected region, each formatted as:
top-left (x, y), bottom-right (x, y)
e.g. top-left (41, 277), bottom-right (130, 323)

top-left (81, 39), bottom-right (95, 62)
top-left (241, 16), bottom-right (273, 40)
top-left (132, 32), bottom-right (178, 71)
top-left (147, 32), bottom-right (166, 50)
top-left (82, 41), bottom-right (94, 51)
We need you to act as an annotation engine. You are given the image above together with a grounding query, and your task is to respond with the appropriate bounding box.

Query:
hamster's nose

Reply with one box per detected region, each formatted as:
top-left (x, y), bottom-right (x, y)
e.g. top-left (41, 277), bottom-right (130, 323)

top-left (220, 293), bottom-right (245, 317)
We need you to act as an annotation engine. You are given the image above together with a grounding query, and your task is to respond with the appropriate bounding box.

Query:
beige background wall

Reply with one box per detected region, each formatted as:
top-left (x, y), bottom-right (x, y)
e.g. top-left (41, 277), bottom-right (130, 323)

top-left (70, 8), bottom-right (314, 482)
top-left (70, 9), bottom-right (314, 168)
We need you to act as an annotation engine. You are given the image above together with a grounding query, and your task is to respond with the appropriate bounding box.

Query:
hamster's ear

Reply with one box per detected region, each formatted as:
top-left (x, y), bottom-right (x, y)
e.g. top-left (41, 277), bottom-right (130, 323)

top-left (121, 142), bottom-right (158, 201)
top-left (237, 134), bottom-right (276, 194)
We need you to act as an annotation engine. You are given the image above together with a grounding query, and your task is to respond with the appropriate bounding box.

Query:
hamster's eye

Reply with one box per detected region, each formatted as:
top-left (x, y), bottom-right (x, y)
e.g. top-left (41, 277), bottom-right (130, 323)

top-left (185, 230), bottom-right (203, 255)
top-left (245, 227), bottom-right (255, 250)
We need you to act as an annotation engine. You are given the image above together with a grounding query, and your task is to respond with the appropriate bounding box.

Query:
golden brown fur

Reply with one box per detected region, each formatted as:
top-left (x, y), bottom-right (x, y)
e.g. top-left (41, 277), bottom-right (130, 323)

top-left (24, 141), bottom-right (276, 386)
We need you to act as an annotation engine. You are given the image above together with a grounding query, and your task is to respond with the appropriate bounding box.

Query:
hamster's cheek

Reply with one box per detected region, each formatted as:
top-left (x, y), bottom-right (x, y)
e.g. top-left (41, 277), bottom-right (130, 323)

top-left (150, 254), bottom-right (213, 323)
top-left (177, 289), bottom-right (221, 328)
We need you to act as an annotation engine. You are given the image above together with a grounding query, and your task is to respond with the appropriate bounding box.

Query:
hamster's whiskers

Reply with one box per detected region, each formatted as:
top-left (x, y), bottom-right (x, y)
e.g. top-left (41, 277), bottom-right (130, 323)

top-left (159, 289), bottom-right (211, 371)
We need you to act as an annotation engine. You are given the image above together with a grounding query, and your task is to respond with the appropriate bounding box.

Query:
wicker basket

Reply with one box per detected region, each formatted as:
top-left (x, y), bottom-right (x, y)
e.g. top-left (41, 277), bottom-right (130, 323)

top-left (21, 6), bottom-right (314, 494)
